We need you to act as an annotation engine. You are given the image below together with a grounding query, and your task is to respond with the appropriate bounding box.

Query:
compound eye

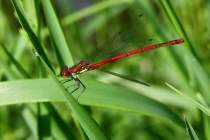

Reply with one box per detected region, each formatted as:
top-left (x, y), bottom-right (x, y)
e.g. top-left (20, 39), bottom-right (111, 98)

top-left (62, 66), bottom-right (68, 71)
top-left (60, 66), bottom-right (69, 77)
top-left (61, 71), bottom-right (69, 77)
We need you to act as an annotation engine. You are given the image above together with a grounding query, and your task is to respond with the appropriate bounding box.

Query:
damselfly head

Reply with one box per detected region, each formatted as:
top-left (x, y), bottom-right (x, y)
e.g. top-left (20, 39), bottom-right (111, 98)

top-left (60, 66), bottom-right (69, 77)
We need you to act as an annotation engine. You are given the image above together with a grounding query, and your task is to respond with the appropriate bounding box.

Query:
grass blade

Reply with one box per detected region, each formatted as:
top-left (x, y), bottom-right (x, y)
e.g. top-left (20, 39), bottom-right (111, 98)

top-left (0, 79), bottom-right (184, 127)
top-left (42, 0), bottom-right (73, 66)
top-left (184, 115), bottom-right (199, 140)
top-left (166, 83), bottom-right (210, 116)
top-left (38, 56), bottom-right (110, 139)
top-left (161, 1), bottom-right (210, 101)
top-left (11, 0), bottom-right (110, 139)
top-left (11, 0), bottom-right (53, 72)
top-left (0, 43), bottom-right (30, 78)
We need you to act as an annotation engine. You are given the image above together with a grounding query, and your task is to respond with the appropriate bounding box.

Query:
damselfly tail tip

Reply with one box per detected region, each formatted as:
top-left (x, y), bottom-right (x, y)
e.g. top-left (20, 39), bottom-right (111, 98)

top-left (181, 38), bottom-right (185, 42)
top-left (177, 38), bottom-right (185, 43)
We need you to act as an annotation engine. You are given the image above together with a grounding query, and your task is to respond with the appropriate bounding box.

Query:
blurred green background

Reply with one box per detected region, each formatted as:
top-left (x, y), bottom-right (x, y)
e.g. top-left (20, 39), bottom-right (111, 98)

top-left (0, 0), bottom-right (210, 139)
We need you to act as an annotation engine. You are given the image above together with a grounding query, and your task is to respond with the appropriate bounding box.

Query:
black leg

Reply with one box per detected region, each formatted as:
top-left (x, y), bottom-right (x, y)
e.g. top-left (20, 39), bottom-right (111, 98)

top-left (68, 81), bottom-right (80, 94)
top-left (61, 74), bottom-right (86, 100)
top-left (60, 76), bottom-right (73, 84)
top-left (75, 78), bottom-right (86, 100)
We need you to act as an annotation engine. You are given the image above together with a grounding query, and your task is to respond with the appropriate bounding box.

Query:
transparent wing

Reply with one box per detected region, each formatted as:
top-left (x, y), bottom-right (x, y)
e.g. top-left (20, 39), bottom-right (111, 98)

top-left (88, 14), bottom-right (159, 64)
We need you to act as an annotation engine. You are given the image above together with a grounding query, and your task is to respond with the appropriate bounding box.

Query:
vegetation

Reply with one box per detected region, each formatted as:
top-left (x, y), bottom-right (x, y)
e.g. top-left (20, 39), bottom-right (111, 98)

top-left (0, 0), bottom-right (209, 139)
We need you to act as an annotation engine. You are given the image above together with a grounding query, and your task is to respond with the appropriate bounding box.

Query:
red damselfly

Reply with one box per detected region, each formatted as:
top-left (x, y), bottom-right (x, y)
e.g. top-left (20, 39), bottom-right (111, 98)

top-left (59, 14), bottom-right (184, 100)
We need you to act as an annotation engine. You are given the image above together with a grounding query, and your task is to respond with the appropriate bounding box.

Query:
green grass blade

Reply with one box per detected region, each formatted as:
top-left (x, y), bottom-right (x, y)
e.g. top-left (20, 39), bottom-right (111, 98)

top-left (166, 83), bottom-right (210, 116)
top-left (11, 0), bottom-right (54, 72)
top-left (184, 115), bottom-right (199, 140)
top-left (22, 104), bottom-right (38, 139)
top-left (42, 0), bottom-right (73, 66)
top-left (61, 0), bottom-right (134, 26)
top-left (0, 55), bottom-right (20, 80)
top-left (0, 79), bottom-right (184, 127)
top-left (41, 0), bottom-right (134, 40)
top-left (188, 51), bottom-right (210, 100)
top-left (161, 1), bottom-right (210, 101)
top-left (37, 103), bottom-right (52, 139)
top-left (82, 5), bottom-right (129, 38)
top-left (11, 0), bottom-right (110, 139)
top-left (2, 0), bottom-right (209, 139)
top-left (38, 56), bottom-right (110, 139)
top-left (0, 43), bottom-right (30, 78)
top-left (43, 103), bottom-right (77, 139)
top-left (203, 114), bottom-right (210, 139)
top-left (37, 103), bottom-right (76, 139)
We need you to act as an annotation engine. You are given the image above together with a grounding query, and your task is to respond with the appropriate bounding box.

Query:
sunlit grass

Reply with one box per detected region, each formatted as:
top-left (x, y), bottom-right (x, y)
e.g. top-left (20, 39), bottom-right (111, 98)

top-left (0, 0), bottom-right (209, 139)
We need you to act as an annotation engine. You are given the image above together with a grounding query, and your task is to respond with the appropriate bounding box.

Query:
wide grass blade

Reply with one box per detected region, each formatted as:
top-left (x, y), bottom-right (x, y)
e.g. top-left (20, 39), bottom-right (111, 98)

top-left (0, 79), bottom-right (184, 127)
